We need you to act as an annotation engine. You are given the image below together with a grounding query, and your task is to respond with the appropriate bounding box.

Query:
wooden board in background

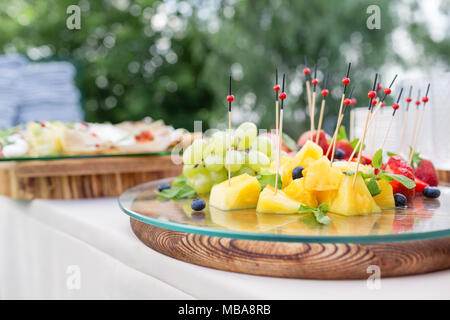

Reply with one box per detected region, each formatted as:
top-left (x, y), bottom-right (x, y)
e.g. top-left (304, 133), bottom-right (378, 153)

top-left (0, 155), bottom-right (181, 200)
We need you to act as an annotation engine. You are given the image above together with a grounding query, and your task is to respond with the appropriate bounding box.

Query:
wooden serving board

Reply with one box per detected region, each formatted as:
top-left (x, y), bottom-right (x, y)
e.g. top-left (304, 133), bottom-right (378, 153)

top-left (0, 155), bottom-right (181, 200)
top-left (131, 218), bottom-right (450, 280)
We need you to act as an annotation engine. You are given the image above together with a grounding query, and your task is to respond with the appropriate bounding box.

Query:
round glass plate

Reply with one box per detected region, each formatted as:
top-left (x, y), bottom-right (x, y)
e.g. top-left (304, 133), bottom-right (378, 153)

top-left (119, 178), bottom-right (450, 243)
top-left (0, 151), bottom-right (172, 162)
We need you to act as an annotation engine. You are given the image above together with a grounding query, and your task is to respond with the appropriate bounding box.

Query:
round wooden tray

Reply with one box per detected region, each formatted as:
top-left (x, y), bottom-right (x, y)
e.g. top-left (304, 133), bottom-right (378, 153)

top-left (121, 178), bottom-right (450, 280)
top-left (130, 218), bottom-right (450, 280)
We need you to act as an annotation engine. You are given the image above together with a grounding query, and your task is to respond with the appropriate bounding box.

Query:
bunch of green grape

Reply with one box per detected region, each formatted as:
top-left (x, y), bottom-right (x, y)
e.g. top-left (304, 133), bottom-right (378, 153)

top-left (182, 122), bottom-right (276, 193)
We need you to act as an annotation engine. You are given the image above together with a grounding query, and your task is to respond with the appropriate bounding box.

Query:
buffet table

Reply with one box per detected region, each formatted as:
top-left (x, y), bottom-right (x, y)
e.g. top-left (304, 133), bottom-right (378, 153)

top-left (1, 196), bottom-right (449, 300)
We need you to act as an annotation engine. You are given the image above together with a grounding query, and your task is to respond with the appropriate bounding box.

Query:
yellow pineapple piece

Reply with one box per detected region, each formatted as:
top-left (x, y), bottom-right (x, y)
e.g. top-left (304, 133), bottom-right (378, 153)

top-left (304, 156), bottom-right (343, 191)
top-left (294, 140), bottom-right (323, 168)
top-left (329, 174), bottom-right (381, 216)
top-left (256, 185), bottom-right (301, 214)
top-left (269, 156), bottom-right (297, 189)
top-left (332, 161), bottom-right (373, 174)
top-left (316, 190), bottom-right (338, 205)
top-left (209, 173), bottom-right (261, 210)
top-left (283, 178), bottom-right (318, 208)
top-left (373, 179), bottom-right (395, 208)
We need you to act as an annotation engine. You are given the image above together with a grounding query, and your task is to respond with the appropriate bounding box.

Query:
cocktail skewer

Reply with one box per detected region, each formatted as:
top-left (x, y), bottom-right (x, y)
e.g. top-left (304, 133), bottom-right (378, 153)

top-left (273, 69), bottom-right (281, 163)
top-left (380, 88), bottom-right (403, 150)
top-left (347, 74), bottom-right (397, 162)
top-left (409, 89), bottom-right (422, 156)
top-left (303, 57), bottom-right (312, 130)
top-left (315, 72), bottom-right (329, 144)
top-left (275, 73), bottom-right (287, 194)
top-left (352, 73), bottom-right (378, 187)
top-left (397, 85), bottom-right (413, 154)
top-left (330, 86), bottom-right (355, 164)
top-left (310, 64), bottom-right (319, 140)
top-left (226, 75), bottom-right (234, 185)
top-left (326, 62), bottom-right (351, 158)
top-left (409, 83), bottom-right (430, 164)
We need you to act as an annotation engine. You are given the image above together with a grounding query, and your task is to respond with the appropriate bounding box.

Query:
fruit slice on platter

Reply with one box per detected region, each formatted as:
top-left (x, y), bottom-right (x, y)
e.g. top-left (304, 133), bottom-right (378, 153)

top-left (209, 173), bottom-right (261, 210)
top-left (373, 179), bottom-right (395, 208)
top-left (316, 190), bottom-right (338, 206)
top-left (329, 174), bottom-right (381, 216)
top-left (304, 156), bottom-right (343, 191)
top-left (297, 130), bottom-right (330, 154)
top-left (283, 178), bottom-right (318, 208)
top-left (256, 185), bottom-right (301, 214)
top-left (294, 140), bottom-right (324, 169)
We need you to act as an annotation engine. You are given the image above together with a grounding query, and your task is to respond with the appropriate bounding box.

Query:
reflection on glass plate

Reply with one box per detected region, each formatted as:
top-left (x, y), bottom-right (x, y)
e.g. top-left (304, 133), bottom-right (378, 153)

top-left (119, 178), bottom-right (450, 243)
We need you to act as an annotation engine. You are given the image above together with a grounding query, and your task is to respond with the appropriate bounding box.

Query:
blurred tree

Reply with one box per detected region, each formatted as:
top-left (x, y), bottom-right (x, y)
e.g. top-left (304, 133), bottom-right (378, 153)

top-left (0, 0), bottom-right (448, 137)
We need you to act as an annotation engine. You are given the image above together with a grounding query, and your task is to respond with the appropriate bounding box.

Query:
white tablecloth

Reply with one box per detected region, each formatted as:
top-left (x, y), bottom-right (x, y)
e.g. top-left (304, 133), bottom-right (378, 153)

top-left (1, 196), bottom-right (449, 299)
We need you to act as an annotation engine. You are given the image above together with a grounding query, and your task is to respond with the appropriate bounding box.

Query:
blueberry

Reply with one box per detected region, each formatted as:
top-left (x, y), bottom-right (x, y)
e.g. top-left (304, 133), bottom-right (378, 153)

top-left (423, 186), bottom-right (440, 199)
top-left (157, 183), bottom-right (171, 192)
top-left (191, 198), bottom-right (206, 211)
top-left (334, 148), bottom-right (346, 160)
top-left (297, 145), bottom-right (303, 151)
top-left (292, 166), bottom-right (304, 180)
top-left (394, 193), bottom-right (407, 207)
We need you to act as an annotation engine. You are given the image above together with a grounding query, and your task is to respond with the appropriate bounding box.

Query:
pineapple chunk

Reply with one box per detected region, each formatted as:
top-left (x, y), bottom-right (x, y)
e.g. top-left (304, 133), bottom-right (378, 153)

top-left (256, 185), bottom-right (301, 214)
top-left (316, 190), bottom-right (338, 205)
top-left (332, 161), bottom-right (373, 173)
top-left (304, 156), bottom-right (343, 191)
top-left (269, 140), bottom-right (324, 189)
top-left (294, 140), bottom-right (323, 168)
top-left (329, 174), bottom-right (381, 216)
top-left (209, 173), bottom-right (261, 210)
top-left (373, 179), bottom-right (395, 208)
top-left (283, 178), bottom-right (318, 208)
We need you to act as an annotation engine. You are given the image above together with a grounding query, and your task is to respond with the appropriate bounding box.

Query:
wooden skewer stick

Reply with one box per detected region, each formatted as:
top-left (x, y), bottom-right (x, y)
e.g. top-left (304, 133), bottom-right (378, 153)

top-left (347, 74), bottom-right (397, 162)
top-left (325, 93), bottom-right (345, 158)
top-left (353, 73), bottom-right (378, 187)
top-left (409, 84), bottom-right (430, 164)
top-left (226, 76), bottom-right (234, 186)
top-left (325, 63), bottom-right (351, 158)
top-left (409, 89), bottom-right (422, 159)
top-left (303, 56), bottom-right (312, 119)
top-left (397, 85), bottom-right (413, 154)
top-left (274, 69), bottom-right (280, 169)
top-left (310, 64), bottom-right (318, 141)
top-left (316, 72), bottom-right (329, 144)
top-left (330, 87), bottom-right (355, 164)
top-left (275, 73), bottom-right (286, 194)
top-left (380, 88), bottom-right (403, 150)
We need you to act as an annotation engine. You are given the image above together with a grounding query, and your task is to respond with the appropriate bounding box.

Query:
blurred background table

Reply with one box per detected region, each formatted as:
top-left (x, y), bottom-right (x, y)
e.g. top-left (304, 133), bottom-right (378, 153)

top-left (1, 196), bottom-right (449, 299)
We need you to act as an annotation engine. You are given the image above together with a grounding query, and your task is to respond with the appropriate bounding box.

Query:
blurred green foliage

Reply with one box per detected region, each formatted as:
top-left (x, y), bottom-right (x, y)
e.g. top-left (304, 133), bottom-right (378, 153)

top-left (0, 0), bottom-right (448, 137)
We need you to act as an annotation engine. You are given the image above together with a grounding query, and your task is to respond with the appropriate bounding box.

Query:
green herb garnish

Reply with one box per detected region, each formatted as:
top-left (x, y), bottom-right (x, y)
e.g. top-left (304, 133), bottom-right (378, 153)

top-left (298, 203), bottom-right (331, 225)
top-left (365, 176), bottom-right (381, 196)
top-left (156, 174), bottom-right (197, 200)
top-left (257, 172), bottom-right (282, 189)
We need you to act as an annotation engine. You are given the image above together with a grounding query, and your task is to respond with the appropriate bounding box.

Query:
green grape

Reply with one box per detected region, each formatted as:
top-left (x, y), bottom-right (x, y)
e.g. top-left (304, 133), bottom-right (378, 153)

top-left (225, 150), bottom-right (244, 172)
top-left (233, 165), bottom-right (256, 177)
top-left (183, 139), bottom-right (206, 165)
top-left (186, 171), bottom-right (213, 194)
top-left (204, 154), bottom-right (224, 172)
top-left (248, 150), bottom-right (271, 171)
top-left (209, 169), bottom-right (227, 183)
top-left (182, 164), bottom-right (198, 178)
top-left (250, 135), bottom-right (273, 157)
top-left (235, 122), bottom-right (257, 150)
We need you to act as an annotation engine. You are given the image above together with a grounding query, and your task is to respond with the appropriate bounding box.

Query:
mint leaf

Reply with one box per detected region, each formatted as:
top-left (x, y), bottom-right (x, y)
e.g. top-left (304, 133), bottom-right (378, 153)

top-left (361, 171), bottom-right (375, 179)
top-left (282, 133), bottom-right (297, 152)
top-left (387, 151), bottom-right (399, 157)
top-left (314, 211), bottom-right (331, 225)
top-left (372, 149), bottom-right (383, 169)
top-left (379, 172), bottom-right (416, 189)
top-left (172, 174), bottom-right (187, 187)
top-left (298, 203), bottom-right (330, 225)
top-left (365, 177), bottom-right (381, 196)
top-left (257, 172), bottom-right (282, 189)
top-left (157, 183), bottom-right (197, 200)
top-left (337, 126), bottom-right (348, 141)
top-left (343, 171), bottom-right (355, 176)
top-left (408, 147), bottom-right (422, 169)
